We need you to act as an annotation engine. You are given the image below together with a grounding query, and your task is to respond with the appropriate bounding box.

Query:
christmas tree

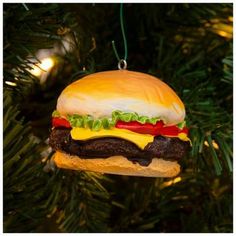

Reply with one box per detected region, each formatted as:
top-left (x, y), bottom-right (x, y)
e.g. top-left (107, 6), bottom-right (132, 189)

top-left (3, 3), bottom-right (233, 233)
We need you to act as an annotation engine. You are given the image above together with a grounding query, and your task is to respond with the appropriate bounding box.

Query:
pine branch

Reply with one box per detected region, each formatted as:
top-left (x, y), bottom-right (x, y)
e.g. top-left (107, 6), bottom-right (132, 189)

top-left (222, 54), bottom-right (233, 84)
top-left (3, 89), bottom-right (49, 232)
top-left (108, 173), bottom-right (232, 232)
top-left (3, 4), bottom-right (87, 95)
top-left (4, 3), bottom-right (60, 100)
top-left (42, 170), bottom-right (111, 233)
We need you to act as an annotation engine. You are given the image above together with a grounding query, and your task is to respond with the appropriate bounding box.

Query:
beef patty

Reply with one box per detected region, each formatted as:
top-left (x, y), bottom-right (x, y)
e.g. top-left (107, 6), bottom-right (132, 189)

top-left (49, 128), bottom-right (190, 166)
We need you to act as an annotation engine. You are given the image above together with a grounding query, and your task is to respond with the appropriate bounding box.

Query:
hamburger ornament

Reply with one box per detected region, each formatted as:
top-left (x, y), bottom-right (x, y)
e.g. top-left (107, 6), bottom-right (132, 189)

top-left (49, 69), bottom-right (191, 177)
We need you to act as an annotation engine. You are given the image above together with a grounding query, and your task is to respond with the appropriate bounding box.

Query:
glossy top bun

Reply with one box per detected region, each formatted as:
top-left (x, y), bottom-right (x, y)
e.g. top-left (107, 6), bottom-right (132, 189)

top-left (57, 70), bottom-right (185, 125)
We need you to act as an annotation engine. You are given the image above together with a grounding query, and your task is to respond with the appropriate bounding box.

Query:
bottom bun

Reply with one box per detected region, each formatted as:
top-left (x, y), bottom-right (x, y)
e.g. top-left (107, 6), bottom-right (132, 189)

top-left (53, 151), bottom-right (180, 177)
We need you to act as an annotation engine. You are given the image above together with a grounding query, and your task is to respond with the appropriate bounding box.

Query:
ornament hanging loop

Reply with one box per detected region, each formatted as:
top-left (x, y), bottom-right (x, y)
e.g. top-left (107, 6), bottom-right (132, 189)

top-left (118, 59), bottom-right (127, 70)
top-left (112, 4), bottom-right (128, 70)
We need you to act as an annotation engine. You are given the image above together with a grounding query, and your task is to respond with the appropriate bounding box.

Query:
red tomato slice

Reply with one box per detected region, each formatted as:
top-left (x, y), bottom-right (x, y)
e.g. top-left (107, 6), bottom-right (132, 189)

top-left (159, 126), bottom-right (180, 136)
top-left (181, 127), bottom-right (189, 135)
top-left (52, 117), bottom-right (71, 128)
top-left (115, 120), bottom-right (188, 136)
top-left (115, 120), bottom-right (162, 135)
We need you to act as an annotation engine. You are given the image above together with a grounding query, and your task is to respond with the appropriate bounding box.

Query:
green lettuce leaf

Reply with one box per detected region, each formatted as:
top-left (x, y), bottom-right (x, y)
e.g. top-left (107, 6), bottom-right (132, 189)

top-left (52, 110), bottom-right (61, 117)
top-left (52, 110), bottom-right (186, 131)
top-left (177, 120), bottom-right (186, 129)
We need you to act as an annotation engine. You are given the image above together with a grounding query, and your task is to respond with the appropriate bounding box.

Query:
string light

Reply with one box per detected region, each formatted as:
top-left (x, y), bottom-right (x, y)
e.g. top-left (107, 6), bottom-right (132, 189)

top-left (5, 81), bottom-right (17, 86)
top-left (30, 57), bottom-right (55, 77)
top-left (160, 177), bottom-right (182, 189)
top-left (215, 30), bottom-right (232, 39)
top-left (204, 140), bottom-right (219, 150)
top-left (228, 16), bottom-right (233, 22)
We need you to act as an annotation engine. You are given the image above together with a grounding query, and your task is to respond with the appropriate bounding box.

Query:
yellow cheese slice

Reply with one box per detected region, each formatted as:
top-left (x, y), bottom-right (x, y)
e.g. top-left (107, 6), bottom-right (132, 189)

top-left (71, 127), bottom-right (154, 149)
top-left (178, 133), bottom-right (191, 142)
top-left (70, 127), bottom-right (191, 150)
top-left (164, 133), bottom-right (191, 143)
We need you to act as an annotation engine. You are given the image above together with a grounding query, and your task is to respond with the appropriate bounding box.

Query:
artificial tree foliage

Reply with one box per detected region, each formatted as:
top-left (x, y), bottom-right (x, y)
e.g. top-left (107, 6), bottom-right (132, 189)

top-left (3, 3), bottom-right (233, 233)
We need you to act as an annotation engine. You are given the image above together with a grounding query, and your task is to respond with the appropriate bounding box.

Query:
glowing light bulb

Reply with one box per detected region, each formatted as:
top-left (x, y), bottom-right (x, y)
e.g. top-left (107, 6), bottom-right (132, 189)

top-left (204, 140), bottom-right (219, 150)
top-left (30, 57), bottom-right (55, 77)
top-left (160, 176), bottom-right (182, 189)
top-left (5, 81), bottom-right (17, 86)
top-left (173, 176), bottom-right (182, 184)
top-left (40, 58), bottom-right (54, 71)
top-left (30, 66), bottom-right (42, 77)
top-left (228, 16), bottom-right (233, 22)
